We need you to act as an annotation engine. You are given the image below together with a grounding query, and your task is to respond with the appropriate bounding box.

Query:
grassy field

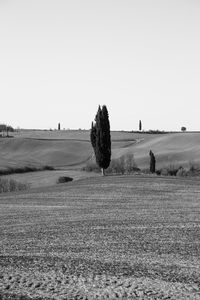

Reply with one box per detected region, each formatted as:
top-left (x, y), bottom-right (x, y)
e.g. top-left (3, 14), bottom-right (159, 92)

top-left (0, 175), bottom-right (200, 299)
top-left (1, 129), bottom-right (200, 190)
top-left (2, 169), bottom-right (100, 189)
top-left (2, 130), bottom-right (200, 172)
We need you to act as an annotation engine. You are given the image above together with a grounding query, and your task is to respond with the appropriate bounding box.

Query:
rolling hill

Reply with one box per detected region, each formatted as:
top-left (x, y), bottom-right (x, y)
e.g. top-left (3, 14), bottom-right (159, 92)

top-left (112, 132), bottom-right (200, 169)
top-left (0, 130), bottom-right (200, 175)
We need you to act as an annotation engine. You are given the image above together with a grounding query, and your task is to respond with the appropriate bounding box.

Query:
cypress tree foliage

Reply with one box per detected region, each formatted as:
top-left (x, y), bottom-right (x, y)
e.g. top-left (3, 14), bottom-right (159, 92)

top-left (90, 121), bottom-right (96, 150)
top-left (139, 120), bottom-right (142, 131)
top-left (100, 105), bottom-right (111, 170)
top-left (149, 150), bottom-right (156, 173)
top-left (90, 105), bottom-right (111, 175)
top-left (58, 123), bottom-right (61, 130)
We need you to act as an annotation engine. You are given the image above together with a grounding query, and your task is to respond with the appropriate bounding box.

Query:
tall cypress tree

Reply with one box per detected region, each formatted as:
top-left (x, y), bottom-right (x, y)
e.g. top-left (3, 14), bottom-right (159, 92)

top-left (149, 150), bottom-right (156, 173)
top-left (90, 105), bottom-right (111, 175)
top-left (100, 105), bottom-right (111, 170)
top-left (139, 120), bottom-right (142, 131)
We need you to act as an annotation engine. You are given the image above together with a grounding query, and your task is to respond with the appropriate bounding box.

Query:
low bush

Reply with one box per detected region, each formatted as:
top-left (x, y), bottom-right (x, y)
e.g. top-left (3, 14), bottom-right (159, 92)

top-left (156, 163), bottom-right (200, 177)
top-left (186, 162), bottom-right (200, 176)
top-left (43, 165), bottom-right (55, 171)
top-left (57, 176), bottom-right (73, 184)
top-left (0, 165), bottom-right (55, 176)
top-left (155, 169), bottom-right (161, 175)
top-left (82, 160), bottom-right (101, 173)
top-left (107, 154), bottom-right (140, 175)
top-left (176, 167), bottom-right (188, 177)
top-left (0, 178), bottom-right (29, 193)
top-left (156, 165), bottom-right (179, 177)
top-left (83, 154), bottom-right (140, 175)
top-left (107, 156), bottom-right (126, 174)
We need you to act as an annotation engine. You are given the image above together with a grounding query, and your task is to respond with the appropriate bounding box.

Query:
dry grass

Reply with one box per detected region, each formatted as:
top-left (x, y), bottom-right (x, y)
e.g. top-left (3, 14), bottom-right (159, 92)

top-left (0, 178), bottom-right (29, 193)
top-left (3, 130), bottom-right (200, 173)
top-left (0, 130), bottom-right (138, 171)
top-left (112, 132), bottom-right (200, 169)
top-left (2, 170), bottom-right (100, 189)
top-left (0, 175), bottom-right (200, 299)
top-left (0, 138), bottom-right (92, 169)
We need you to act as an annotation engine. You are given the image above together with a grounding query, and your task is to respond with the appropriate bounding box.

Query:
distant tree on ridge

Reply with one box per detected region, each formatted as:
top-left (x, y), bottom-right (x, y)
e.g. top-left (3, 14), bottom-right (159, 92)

top-left (181, 126), bottom-right (186, 132)
top-left (139, 120), bottom-right (142, 131)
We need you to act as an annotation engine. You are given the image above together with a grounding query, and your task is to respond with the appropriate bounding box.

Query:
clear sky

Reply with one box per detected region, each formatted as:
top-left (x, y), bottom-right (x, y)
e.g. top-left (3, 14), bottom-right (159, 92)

top-left (0, 0), bottom-right (200, 131)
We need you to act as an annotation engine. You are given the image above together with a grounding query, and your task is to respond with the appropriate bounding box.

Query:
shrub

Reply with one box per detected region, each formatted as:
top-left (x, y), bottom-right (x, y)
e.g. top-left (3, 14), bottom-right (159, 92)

top-left (0, 165), bottom-right (54, 176)
top-left (82, 160), bottom-right (101, 173)
top-left (141, 168), bottom-right (151, 174)
top-left (83, 154), bottom-right (139, 175)
top-left (154, 163), bottom-right (200, 178)
top-left (155, 169), bottom-right (161, 175)
top-left (187, 162), bottom-right (200, 176)
top-left (156, 165), bottom-right (183, 177)
top-left (0, 178), bottom-right (29, 193)
top-left (176, 167), bottom-right (188, 177)
top-left (160, 165), bottom-right (179, 176)
top-left (107, 154), bottom-right (139, 175)
top-left (57, 176), bottom-right (73, 184)
top-left (107, 156), bottom-right (126, 174)
top-left (124, 153), bottom-right (138, 174)
top-left (43, 165), bottom-right (55, 171)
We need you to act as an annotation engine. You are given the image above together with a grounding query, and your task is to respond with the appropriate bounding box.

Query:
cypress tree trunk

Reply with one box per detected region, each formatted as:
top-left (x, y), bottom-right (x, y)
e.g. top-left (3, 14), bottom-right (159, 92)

top-left (101, 168), bottom-right (105, 176)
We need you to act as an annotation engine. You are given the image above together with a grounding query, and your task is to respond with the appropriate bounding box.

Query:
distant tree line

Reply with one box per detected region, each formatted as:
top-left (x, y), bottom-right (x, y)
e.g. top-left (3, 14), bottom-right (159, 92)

top-left (0, 124), bottom-right (14, 137)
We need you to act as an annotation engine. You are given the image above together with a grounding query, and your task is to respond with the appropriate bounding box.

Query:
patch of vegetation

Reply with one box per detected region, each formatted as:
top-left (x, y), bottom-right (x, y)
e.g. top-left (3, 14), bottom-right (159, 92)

top-left (0, 178), bottom-right (29, 193)
top-left (131, 130), bottom-right (170, 134)
top-left (106, 154), bottom-right (140, 175)
top-left (57, 176), bottom-right (73, 184)
top-left (83, 154), bottom-right (140, 175)
top-left (155, 162), bottom-right (200, 177)
top-left (82, 160), bottom-right (101, 173)
top-left (42, 165), bottom-right (55, 171)
top-left (0, 124), bottom-right (14, 132)
top-left (0, 165), bottom-right (55, 176)
top-left (158, 164), bottom-right (179, 176)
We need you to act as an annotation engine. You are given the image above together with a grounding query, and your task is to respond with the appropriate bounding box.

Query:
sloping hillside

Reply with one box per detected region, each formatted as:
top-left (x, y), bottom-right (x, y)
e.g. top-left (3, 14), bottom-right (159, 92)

top-left (0, 130), bottom-right (140, 169)
top-left (1, 131), bottom-right (200, 170)
top-left (0, 138), bottom-right (92, 168)
top-left (112, 132), bottom-right (200, 169)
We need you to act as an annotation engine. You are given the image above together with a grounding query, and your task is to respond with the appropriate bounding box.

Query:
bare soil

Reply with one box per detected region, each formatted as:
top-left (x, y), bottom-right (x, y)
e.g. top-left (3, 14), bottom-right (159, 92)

top-left (0, 175), bottom-right (200, 299)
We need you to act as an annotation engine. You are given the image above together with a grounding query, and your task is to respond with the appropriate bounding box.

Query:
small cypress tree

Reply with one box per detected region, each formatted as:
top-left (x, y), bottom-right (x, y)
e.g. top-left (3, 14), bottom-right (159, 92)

top-left (90, 105), bottom-right (111, 175)
top-left (149, 150), bottom-right (156, 173)
top-left (58, 123), bottom-right (61, 130)
top-left (139, 120), bottom-right (142, 131)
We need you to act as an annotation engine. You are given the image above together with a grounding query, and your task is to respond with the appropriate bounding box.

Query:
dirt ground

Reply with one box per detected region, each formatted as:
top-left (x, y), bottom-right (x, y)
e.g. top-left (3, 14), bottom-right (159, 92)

top-left (0, 175), bottom-right (200, 299)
